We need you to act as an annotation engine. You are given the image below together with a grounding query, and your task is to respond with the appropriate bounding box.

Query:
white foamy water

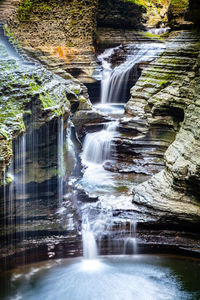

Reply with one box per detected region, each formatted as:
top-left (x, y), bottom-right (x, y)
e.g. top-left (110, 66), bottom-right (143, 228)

top-left (82, 121), bottom-right (118, 165)
top-left (98, 43), bottom-right (166, 103)
top-left (82, 217), bottom-right (98, 259)
top-left (148, 27), bottom-right (170, 35)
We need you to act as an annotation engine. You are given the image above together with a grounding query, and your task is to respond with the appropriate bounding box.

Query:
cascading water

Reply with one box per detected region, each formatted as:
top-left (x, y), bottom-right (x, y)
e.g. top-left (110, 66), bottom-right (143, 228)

top-left (81, 119), bottom-right (140, 256)
top-left (98, 43), bottom-right (166, 103)
top-left (81, 121), bottom-right (119, 256)
top-left (148, 27), bottom-right (170, 35)
top-left (123, 221), bottom-right (138, 255)
top-left (82, 216), bottom-right (98, 259)
top-left (58, 117), bottom-right (64, 207)
top-left (97, 47), bottom-right (119, 104)
top-left (82, 121), bottom-right (118, 165)
top-left (80, 121), bottom-right (119, 195)
top-left (2, 134), bottom-right (27, 253)
top-left (14, 135), bottom-right (26, 243)
top-left (80, 41), bottom-right (167, 256)
top-left (0, 24), bottom-right (69, 261)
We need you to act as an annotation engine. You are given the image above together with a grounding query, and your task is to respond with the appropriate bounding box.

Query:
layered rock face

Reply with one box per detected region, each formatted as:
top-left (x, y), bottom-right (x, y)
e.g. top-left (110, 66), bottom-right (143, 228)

top-left (10, 0), bottom-right (97, 47)
top-left (5, 0), bottom-right (97, 83)
top-left (126, 30), bottom-right (200, 232)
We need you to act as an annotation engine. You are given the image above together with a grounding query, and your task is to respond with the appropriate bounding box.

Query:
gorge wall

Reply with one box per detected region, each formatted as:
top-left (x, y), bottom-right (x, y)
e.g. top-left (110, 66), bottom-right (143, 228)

top-left (125, 30), bottom-right (200, 244)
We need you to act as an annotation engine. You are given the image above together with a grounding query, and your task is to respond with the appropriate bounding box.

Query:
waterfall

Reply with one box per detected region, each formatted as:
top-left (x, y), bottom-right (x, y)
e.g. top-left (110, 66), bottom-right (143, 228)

top-left (14, 135), bottom-right (26, 241)
top-left (82, 121), bottom-right (118, 165)
top-left (98, 47), bottom-right (119, 104)
top-left (98, 43), bottom-right (166, 103)
top-left (82, 217), bottom-right (98, 259)
top-left (7, 161), bottom-right (14, 243)
top-left (58, 117), bottom-right (64, 207)
top-left (80, 41), bottom-right (165, 258)
top-left (81, 122), bottom-right (119, 258)
top-left (2, 134), bottom-right (27, 248)
top-left (123, 221), bottom-right (138, 255)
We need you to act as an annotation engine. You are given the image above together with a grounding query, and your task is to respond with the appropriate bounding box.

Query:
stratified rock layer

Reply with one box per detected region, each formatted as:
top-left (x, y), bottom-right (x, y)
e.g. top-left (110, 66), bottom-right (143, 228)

top-left (4, 0), bottom-right (98, 83)
top-left (126, 30), bottom-right (200, 230)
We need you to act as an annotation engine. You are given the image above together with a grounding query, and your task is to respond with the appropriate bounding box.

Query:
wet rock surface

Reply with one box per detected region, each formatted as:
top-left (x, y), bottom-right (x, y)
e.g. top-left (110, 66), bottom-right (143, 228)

top-left (0, 24), bottom-right (93, 266)
top-left (125, 30), bottom-right (200, 246)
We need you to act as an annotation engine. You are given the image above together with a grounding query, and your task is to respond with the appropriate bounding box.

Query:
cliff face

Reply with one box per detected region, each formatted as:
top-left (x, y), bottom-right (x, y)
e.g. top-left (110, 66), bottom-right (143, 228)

top-left (5, 0), bottom-right (97, 83)
top-left (10, 0), bottom-right (97, 48)
top-left (126, 30), bottom-right (200, 229)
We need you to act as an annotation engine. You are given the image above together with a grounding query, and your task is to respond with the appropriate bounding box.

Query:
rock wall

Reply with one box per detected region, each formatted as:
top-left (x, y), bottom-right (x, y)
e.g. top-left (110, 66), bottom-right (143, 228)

top-left (167, 0), bottom-right (192, 29)
top-left (126, 30), bottom-right (200, 229)
top-left (10, 0), bottom-right (97, 48)
top-left (4, 0), bottom-right (98, 83)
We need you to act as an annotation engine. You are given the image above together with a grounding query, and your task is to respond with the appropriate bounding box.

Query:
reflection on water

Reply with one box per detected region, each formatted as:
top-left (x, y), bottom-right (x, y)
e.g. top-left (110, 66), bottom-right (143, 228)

top-left (1, 255), bottom-right (200, 300)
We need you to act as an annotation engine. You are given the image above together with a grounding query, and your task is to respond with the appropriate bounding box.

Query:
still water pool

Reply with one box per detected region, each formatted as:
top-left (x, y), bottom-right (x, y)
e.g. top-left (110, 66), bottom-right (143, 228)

top-left (1, 255), bottom-right (200, 300)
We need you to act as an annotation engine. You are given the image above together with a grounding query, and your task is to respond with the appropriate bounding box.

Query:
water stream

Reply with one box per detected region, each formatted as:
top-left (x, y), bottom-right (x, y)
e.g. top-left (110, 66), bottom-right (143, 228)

top-left (80, 41), bottom-right (168, 257)
top-left (97, 43), bottom-right (166, 103)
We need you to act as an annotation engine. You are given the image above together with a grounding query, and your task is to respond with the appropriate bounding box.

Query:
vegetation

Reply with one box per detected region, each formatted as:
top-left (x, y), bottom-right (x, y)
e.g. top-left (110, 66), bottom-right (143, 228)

top-left (169, 0), bottom-right (189, 10)
top-left (124, 0), bottom-right (170, 8)
top-left (18, 0), bottom-right (52, 21)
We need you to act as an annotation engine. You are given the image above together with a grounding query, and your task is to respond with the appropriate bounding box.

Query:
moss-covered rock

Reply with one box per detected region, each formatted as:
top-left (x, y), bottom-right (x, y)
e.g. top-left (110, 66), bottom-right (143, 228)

top-left (11, 0), bottom-right (98, 48)
top-left (0, 37), bottom-right (91, 185)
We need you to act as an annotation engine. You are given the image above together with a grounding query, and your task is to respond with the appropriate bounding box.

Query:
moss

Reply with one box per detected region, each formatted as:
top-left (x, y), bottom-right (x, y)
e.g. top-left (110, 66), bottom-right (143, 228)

top-left (18, 0), bottom-right (53, 22)
top-left (17, 0), bottom-right (81, 22)
top-left (39, 92), bottom-right (65, 116)
top-left (0, 40), bottom-right (71, 184)
top-left (124, 0), bottom-right (170, 9)
top-left (139, 31), bottom-right (164, 41)
top-left (4, 25), bottom-right (21, 49)
top-left (77, 95), bottom-right (92, 110)
top-left (124, 0), bottom-right (148, 8)
top-left (18, 0), bottom-right (58, 22)
top-left (169, 0), bottom-right (189, 10)
top-left (6, 172), bottom-right (14, 184)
